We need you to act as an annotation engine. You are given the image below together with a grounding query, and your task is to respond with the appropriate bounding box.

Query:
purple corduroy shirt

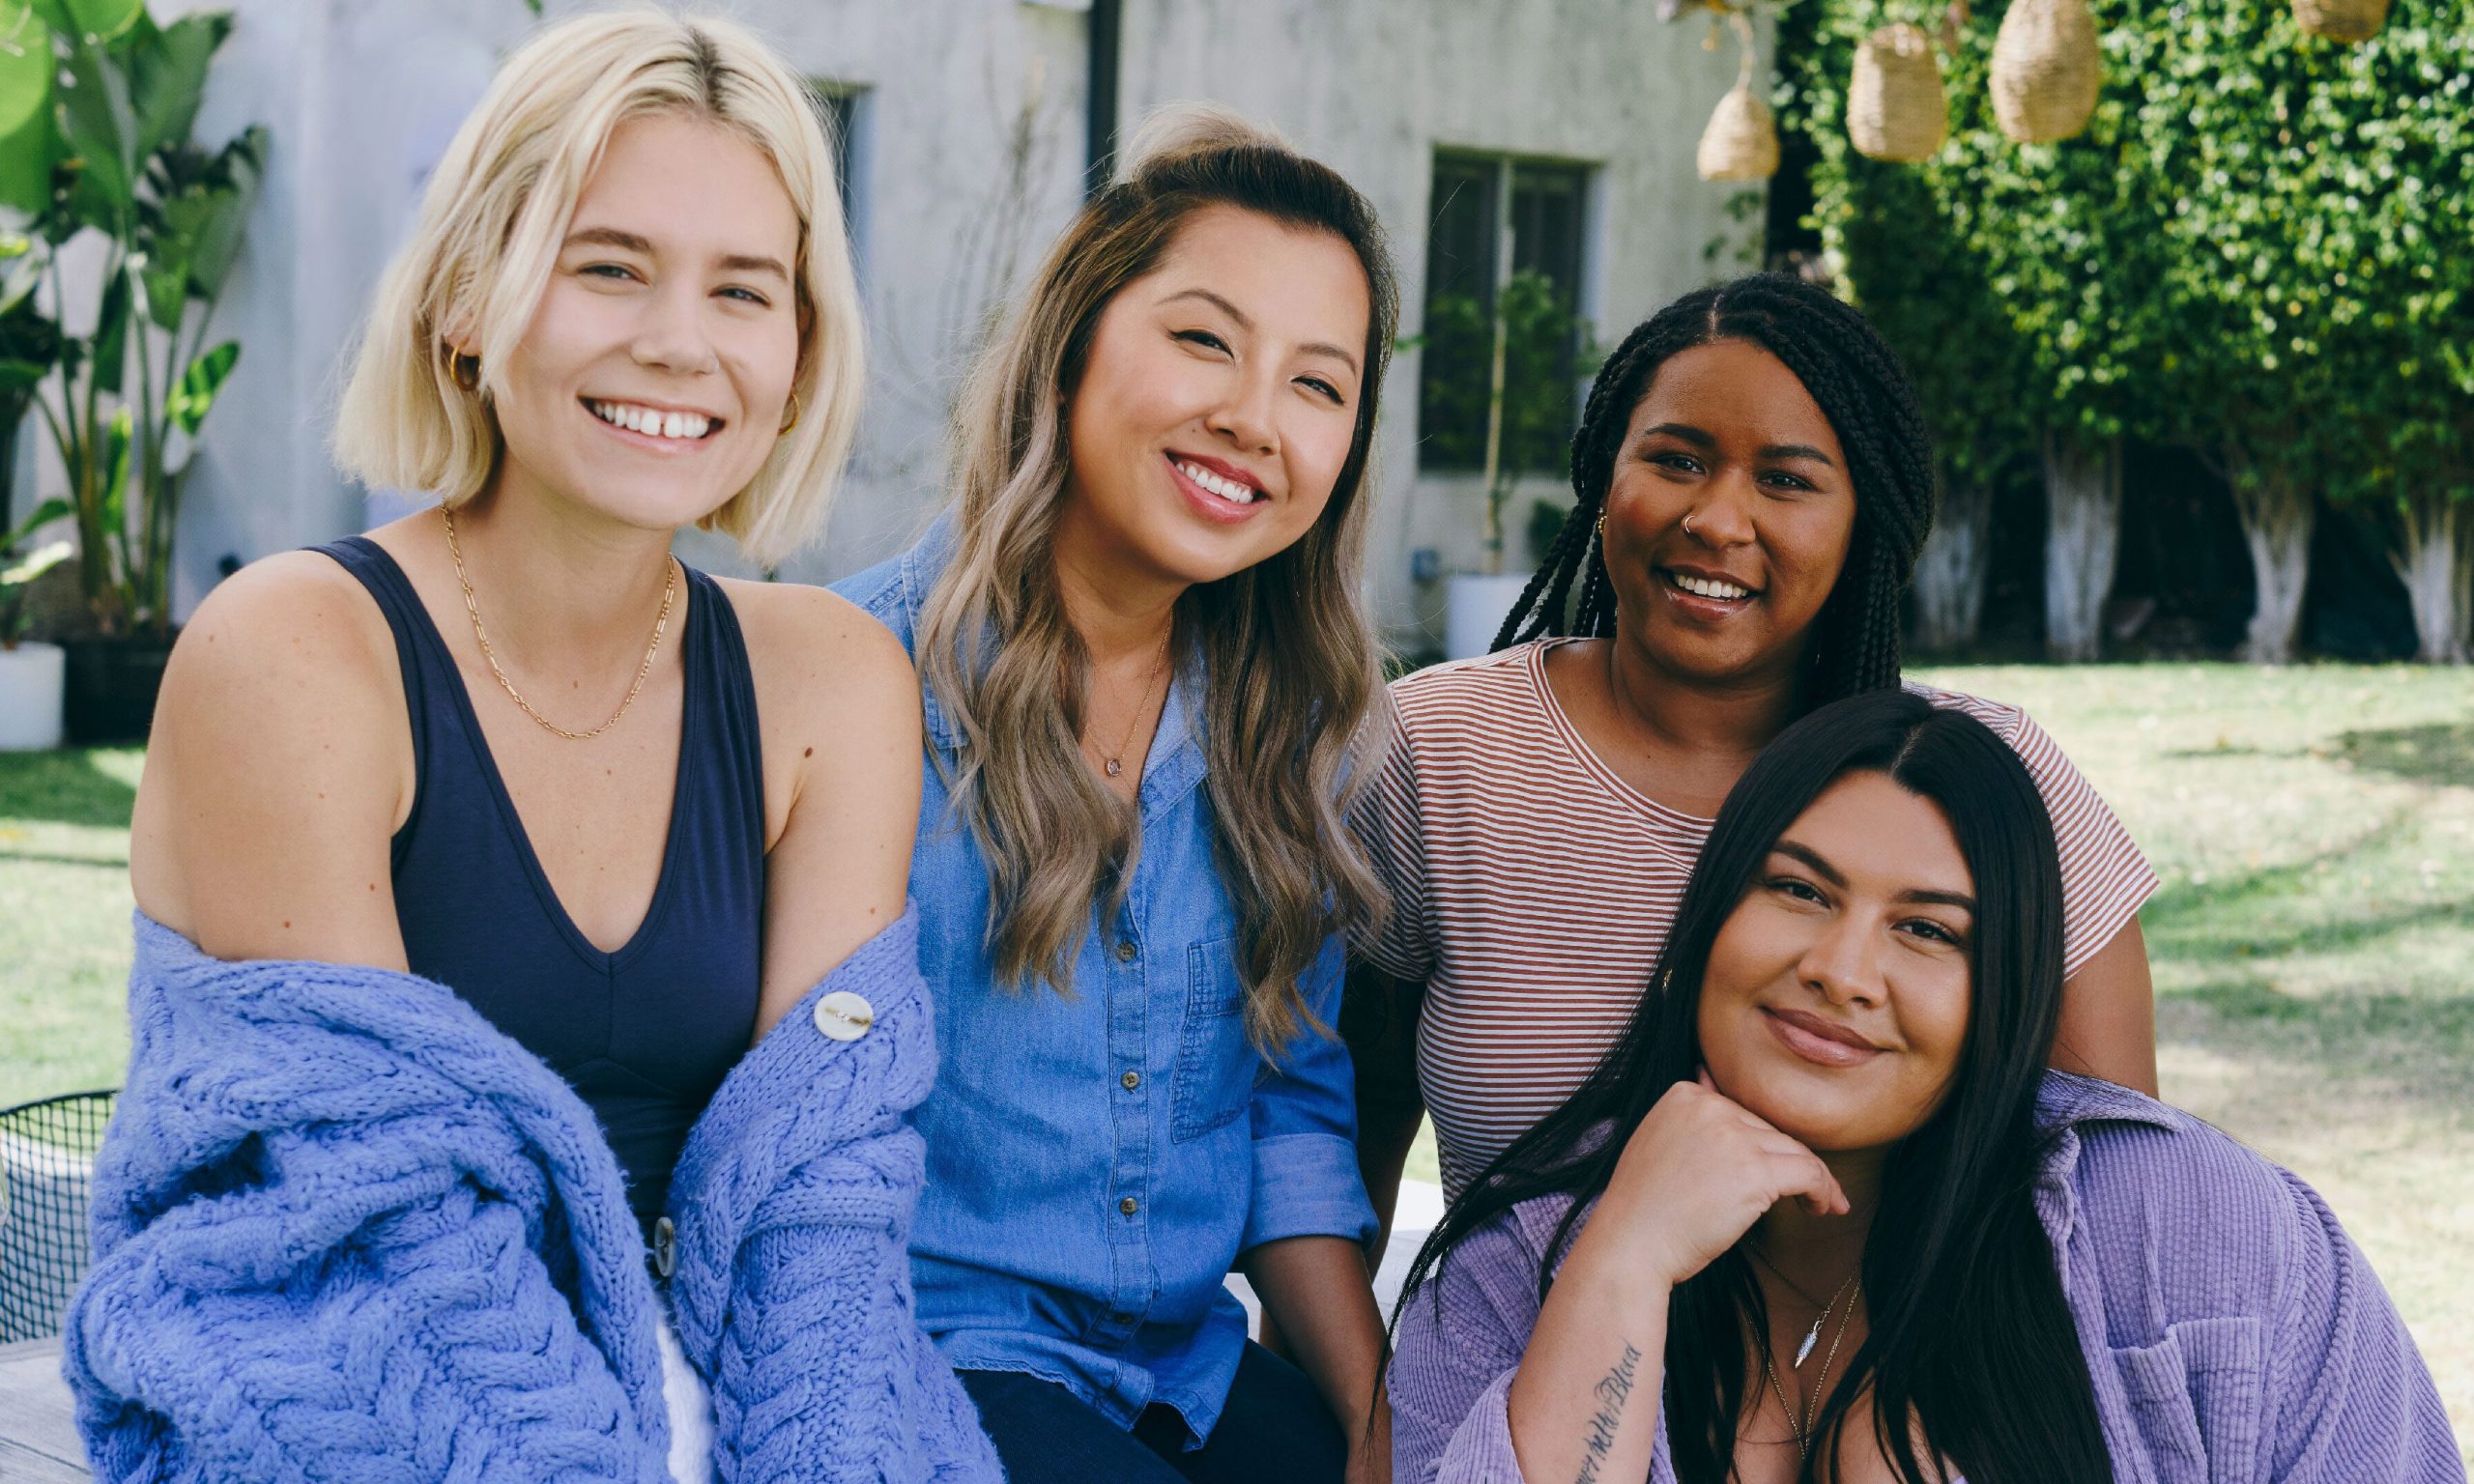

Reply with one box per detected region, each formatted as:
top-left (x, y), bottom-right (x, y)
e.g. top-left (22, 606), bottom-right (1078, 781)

top-left (1391, 1071), bottom-right (2464, 1483)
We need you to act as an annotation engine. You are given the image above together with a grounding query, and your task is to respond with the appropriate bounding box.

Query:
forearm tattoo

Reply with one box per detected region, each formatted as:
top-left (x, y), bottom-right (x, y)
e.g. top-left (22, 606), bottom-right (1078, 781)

top-left (1574, 1342), bottom-right (1643, 1484)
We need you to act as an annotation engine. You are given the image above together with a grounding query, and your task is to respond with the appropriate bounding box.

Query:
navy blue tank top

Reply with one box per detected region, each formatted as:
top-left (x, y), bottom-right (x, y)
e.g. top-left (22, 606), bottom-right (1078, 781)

top-left (316, 535), bottom-right (762, 1231)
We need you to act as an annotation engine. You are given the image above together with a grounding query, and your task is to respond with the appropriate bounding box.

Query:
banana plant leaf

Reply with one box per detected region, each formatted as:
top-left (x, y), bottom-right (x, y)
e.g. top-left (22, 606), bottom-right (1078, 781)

top-left (166, 339), bottom-right (234, 435)
top-left (87, 260), bottom-right (129, 395)
top-left (24, 0), bottom-right (141, 42)
top-left (48, 23), bottom-right (136, 226)
top-left (129, 11), bottom-right (229, 165)
top-left (4, 498), bottom-right (72, 549)
top-left (0, 6), bottom-right (52, 143)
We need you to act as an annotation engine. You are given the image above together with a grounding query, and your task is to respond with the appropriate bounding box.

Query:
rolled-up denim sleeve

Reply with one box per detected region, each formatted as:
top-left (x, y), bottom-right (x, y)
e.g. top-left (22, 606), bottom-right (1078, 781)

top-left (1239, 932), bottom-right (1379, 1251)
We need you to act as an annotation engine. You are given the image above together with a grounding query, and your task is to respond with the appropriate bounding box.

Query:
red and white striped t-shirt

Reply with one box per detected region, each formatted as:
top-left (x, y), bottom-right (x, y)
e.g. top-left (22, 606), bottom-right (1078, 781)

top-left (1353, 640), bottom-right (2159, 1198)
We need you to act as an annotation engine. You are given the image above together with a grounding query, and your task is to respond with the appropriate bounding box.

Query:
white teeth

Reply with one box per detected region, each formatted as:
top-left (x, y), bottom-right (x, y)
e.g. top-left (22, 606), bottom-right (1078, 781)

top-left (1674, 572), bottom-right (1752, 600)
top-left (588, 400), bottom-right (714, 442)
top-left (1174, 458), bottom-right (1257, 504)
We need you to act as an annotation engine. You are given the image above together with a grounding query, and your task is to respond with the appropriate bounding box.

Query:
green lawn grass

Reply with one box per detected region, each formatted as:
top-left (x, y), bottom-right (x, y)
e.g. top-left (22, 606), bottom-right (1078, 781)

top-left (6, 664), bottom-right (2471, 1459)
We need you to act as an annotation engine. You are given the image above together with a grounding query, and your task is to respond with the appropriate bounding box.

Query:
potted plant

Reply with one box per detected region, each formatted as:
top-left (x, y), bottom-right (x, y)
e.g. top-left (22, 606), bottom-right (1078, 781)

top-left (1443, 270), bottom-right (1597, 659)
top-left (2, 230), bottom-right (61, 526)
top-left (11, 0), bottom-right (265, 740)
top-left (0, 533), bottom-right (72, 751)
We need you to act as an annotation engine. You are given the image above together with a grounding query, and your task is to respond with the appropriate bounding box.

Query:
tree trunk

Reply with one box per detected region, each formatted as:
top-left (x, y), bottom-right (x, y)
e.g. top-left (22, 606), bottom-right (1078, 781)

top-left (1913, 471), bottom-right (1993, 652)
top-left (2225, 445), bottom-right (2315, 665)
top-left (2043, 432), bottom-right (2121, 663)
top-left (2391, 490), bottom-right (2472, 665)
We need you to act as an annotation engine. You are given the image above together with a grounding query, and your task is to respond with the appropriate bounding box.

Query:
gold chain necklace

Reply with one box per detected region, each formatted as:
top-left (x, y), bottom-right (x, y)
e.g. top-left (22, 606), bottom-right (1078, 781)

top-left (1096, 634), bottom-right (1172, 780)
top-left (441, 504), bottom-right (676, 742)
top-left (1762, 1272), bottom-right (1859, 1464)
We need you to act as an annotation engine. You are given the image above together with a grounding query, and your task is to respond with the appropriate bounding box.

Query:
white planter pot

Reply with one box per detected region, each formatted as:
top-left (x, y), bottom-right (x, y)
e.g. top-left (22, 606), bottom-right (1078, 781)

top-left (1444, 571), bottom-right (1536, 662)
top-left (0, 641), bottom-right (66, 751)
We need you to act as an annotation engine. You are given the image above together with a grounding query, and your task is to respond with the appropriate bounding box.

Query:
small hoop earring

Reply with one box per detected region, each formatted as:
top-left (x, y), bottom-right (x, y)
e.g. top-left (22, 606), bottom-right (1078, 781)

top-left (778, 391), bottom-right (801, 435)
top-left (1595, 509), bottom-right (1607, 543)
top-left (449, 352), bottom-right (480, 392)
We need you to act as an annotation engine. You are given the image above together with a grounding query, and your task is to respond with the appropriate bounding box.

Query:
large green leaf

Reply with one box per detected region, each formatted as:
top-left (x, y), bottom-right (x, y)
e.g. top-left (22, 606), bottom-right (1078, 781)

top-left (138, 136), bottom-right (256, 327)
top-left (0, 4), bottom-right (52, 142)
top-left (166, 338), bottom-right (234, 435)
top-left (181, 124), bottom-right (262, 300)
top-left (0, 112), bottom-right (57, 216)
top-left (129, 10), bottom-right (229, 164)
top-left (86, 258), bottom-right (128, 394)
top-left (97, 401), bottom-right (129, 534)
top-left (24, 0), bottom-right (139, 43)
top-left (49, 23), bottom-right (133, 227)
top-left (3, 496), bottom-right (70, 549)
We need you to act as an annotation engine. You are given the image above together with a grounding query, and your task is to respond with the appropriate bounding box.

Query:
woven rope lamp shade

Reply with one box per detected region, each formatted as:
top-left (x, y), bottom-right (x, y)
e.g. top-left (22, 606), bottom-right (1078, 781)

top-left (1989, 0), bottom-right (2101, 144)
top-left (2292, 0), bottom-right (2389, 42)
top-left (1697, 8), bottom-right (1779, 181)
top-left (1699, 85), bottom-right (1781, 179)
top-left (1848, 23), bottom-right (1947, 162)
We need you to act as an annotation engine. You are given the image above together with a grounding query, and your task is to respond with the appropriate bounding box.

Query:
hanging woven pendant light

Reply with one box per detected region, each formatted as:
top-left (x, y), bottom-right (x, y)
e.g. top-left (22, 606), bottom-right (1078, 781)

top-left (1848, 23), bottom-right (1947, 162)
top-left (1989, 0), bottom-right (2101, 144)
top-left (2291, 0), bottom-right (2389, 42)
top-left (1697, 9), bottom-right (1779, 181)
top-left (1698, 85), bottom-right (1781, 180)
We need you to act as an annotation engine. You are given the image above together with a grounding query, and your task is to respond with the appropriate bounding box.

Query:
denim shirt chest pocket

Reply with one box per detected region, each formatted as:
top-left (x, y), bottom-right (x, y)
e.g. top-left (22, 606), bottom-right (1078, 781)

top-left (2109, 1316), bottom-right (2265, 1484)
top-left (1173, 934), bottom-right (1261, 1141)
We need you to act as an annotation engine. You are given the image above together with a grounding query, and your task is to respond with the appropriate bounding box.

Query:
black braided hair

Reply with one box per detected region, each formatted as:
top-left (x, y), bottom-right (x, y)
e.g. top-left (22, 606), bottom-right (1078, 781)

top-left (1492, 272), bottom-right (1937, 706)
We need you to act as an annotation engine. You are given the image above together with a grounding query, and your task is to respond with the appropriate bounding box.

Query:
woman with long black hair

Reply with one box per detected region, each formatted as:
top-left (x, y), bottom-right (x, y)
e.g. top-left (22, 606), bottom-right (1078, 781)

top-left (1387, 691), bottom-right (2458, 1483)
top-left (1348, 274), bottom-right (2158, 1229)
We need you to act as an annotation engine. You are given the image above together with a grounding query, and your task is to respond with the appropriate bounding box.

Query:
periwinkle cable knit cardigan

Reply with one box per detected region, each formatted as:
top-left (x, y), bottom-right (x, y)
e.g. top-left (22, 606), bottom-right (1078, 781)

top-left (64, 908), bottom-right (1001, 1484)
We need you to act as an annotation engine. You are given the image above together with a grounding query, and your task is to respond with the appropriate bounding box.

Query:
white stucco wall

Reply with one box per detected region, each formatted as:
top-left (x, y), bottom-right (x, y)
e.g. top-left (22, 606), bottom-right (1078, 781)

top-left (138, 0), bottom-right (1757, 649)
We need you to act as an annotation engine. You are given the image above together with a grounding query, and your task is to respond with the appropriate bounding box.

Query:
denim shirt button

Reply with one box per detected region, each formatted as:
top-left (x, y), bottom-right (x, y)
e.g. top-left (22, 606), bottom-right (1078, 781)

top-left (1121, 1070), bottom-right (1141, 1091)
top-left (1119, 1196), bottom-right (1139, 1215)
top-left (1115, 939), bottom-right (1139, 963)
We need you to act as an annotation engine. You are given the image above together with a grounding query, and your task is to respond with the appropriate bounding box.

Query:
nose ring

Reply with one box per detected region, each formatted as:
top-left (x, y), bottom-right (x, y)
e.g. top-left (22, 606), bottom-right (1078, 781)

top-left (1683, 511), bottom-right (1700, 538)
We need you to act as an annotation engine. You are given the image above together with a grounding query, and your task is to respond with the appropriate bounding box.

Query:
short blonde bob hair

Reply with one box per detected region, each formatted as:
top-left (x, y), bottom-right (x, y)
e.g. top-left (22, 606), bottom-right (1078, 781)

top-left (334, 9), bottom-right (863, 568)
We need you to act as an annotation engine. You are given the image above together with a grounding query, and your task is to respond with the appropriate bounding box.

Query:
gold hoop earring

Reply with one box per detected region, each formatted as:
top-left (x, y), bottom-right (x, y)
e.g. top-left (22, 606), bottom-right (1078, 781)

top-left (449, 353), bottom-right (480, 392)
top-left (778, 392), bottom-right (801, 434)
top-left (1595, 509), bottom-right (1607, 543)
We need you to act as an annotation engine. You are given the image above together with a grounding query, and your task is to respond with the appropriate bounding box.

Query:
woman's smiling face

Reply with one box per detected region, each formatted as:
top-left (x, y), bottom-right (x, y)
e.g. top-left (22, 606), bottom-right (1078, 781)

top-left (1696, 770), bottom-right (1977, 1153)
top-left (1598, 338), bottom-right (1856, 689)
top-left (1054, 203), bottom-right (1371, 590)
top-left (485, 111), bottom-right (805, 533)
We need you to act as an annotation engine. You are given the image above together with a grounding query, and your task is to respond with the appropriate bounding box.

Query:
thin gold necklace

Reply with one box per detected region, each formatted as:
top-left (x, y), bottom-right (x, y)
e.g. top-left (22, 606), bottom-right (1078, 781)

top-left (441, 504), bottom-right (676, 742)
top-left (1096, 634), bottom-right (1173, 780)
top-left (1762, 1273), bottom-right (1860, 1464)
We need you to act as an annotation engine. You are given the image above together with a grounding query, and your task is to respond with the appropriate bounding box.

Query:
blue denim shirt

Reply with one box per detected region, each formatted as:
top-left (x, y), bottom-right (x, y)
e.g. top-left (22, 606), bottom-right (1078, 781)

top-left (835, 525), bottom-right (1377, 1446)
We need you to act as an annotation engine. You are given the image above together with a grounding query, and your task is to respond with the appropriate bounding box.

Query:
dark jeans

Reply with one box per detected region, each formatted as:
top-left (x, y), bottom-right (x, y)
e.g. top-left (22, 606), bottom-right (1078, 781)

top-left (959, 1342), bottom-right (1349, 1484)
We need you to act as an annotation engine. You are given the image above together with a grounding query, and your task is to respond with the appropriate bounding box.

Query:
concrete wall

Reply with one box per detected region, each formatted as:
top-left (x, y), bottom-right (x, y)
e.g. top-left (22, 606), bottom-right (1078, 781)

top-left (131, 0), bottom-right (1757, 649)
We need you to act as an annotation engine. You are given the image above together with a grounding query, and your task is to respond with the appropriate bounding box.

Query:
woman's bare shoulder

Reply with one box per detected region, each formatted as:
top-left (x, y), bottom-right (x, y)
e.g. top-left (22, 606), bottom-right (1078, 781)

top-left (133, 551), bottom-right (414, 959)
top-left (716, 576), bottom-right (921, 742)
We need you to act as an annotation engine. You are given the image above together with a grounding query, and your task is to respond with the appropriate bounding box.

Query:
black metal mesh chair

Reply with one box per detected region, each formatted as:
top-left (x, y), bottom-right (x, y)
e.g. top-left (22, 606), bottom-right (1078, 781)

top-left (0, 1090), bottom-right (116, 1343)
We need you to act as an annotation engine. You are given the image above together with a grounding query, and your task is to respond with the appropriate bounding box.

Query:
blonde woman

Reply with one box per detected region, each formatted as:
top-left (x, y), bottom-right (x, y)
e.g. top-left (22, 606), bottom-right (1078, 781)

top-left (836, 110), bottom-right (1396, 1482)
top-left (72, 14), bottom-right (997, 1481)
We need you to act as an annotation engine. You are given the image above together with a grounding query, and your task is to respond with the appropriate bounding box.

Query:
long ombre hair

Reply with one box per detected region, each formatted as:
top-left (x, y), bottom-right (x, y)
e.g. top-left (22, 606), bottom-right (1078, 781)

top-left (915, 106), bottom-right (1398, 1050)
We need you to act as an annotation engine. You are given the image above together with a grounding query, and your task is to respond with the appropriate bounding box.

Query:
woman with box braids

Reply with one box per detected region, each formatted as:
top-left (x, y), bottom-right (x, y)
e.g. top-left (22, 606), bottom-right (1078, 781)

top-left (1344, 273), bottom-right (2163, 1262)
top-left (1495, 272), bottom-right (1935, 702)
